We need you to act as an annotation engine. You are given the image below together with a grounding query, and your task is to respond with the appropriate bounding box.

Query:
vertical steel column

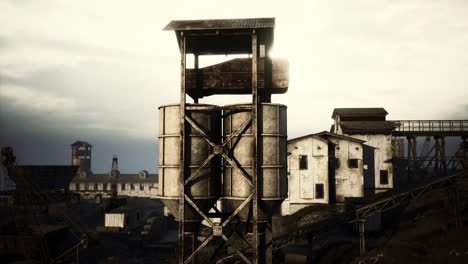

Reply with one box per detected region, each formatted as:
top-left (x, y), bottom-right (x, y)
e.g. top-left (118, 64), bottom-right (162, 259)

top-left (194, 54), bottom-right (199, 104)
top-left (441, 136), bottom-right (447, 175)
top-left (407, 136), bottom-right (417, 176)
top-left (358, 219), bottom-right (366, 256)
top-left (434, 136), bottom-right (440, 176)
top-left (251, 29), bottom-right (260, 264)
top-left (179, 32), bottom-right (186, 264)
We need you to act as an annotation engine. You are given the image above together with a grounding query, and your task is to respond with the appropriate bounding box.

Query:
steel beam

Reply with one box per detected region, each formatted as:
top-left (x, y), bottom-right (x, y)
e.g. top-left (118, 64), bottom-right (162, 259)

top-left (251, 29), bottom-right (260, 264)
top-left (178, 32), bottom-right (186, 264)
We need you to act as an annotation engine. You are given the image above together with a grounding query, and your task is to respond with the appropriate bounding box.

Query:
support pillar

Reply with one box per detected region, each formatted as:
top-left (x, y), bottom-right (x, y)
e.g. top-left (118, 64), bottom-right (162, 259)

top-left (178, 32), bottom-right (186, 264)
top-left (358, 219), bottom-right (366, 256)
top-left (434, 136), bottom-right (447, 176)
top-left (251, 29), bottom-right (261, 264)
top-left (407, 136), bottom-right (417, 177)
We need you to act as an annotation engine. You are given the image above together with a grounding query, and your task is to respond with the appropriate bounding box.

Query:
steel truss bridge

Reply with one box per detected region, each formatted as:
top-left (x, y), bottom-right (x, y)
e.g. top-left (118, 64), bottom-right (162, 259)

top-left (390, 120), bottom-right (468, 177)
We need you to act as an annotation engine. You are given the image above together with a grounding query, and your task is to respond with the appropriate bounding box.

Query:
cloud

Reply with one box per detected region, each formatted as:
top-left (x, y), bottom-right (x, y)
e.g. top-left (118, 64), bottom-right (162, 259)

top-left (1, 0), bottom-right (468, 173)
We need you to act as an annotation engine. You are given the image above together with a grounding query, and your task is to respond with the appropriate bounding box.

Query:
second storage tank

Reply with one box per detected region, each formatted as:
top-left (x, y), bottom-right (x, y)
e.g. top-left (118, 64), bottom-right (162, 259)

top-left (223, 103), bottom-right (288, 222)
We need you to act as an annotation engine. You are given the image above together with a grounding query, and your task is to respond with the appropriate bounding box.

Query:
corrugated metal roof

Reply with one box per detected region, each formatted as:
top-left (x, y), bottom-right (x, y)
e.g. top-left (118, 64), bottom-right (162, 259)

top-left (287, 134), bottom-right (328, 144)
top-left (163, 18), bottom-right (275, 31)
top-left (315, 131), bottom-right (366, 144)
top-left (340, 121), bottom-right (396, 134)
top-left (332, 108), bottom-right (388, 118)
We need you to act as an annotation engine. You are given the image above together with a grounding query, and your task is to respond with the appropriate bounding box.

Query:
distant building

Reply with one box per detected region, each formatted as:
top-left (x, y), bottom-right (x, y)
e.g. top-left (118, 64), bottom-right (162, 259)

top-left (331, 108), bottom-right (396, 194)
top-left (68, 141), bottom-right (158, 198)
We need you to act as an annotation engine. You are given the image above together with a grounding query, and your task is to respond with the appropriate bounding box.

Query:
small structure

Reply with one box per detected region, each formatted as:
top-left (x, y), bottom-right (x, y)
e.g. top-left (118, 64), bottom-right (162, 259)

top-left (331, 108), bottom-right (396, 194)
top-left (103, 206), bottom-right (141, 231)
top-left (282, 132), bottom-right (366, 215)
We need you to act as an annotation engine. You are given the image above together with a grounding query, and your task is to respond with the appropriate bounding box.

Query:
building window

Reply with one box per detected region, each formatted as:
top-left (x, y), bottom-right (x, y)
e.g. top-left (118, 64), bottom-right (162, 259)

top-left (380, 170), bottom-right (389, 185)
top-left (103, 184), bottom-right (108, 191)
top-left (84, 183), bottom-right (89, 190)
top-left (75, 183), bottom-right (79, 190)
top-left (331, 158), bottom-right (340, 169)
top-left (121, 184), bottom-right (126, 191)
top-left (149, 183), bottom-right (154, 189)
top-left (140, 184), bottom-right (144, 191)
top-left (315, 184), bottom-right (324, 199)
top-left (299, 155), bottom-right (308, 170)
top-left (130, 183), bottom-right (135, 190)
top-left (348, 159), bottom-right (359, 168)
top-left (94, 183), bottom-right (98, 190)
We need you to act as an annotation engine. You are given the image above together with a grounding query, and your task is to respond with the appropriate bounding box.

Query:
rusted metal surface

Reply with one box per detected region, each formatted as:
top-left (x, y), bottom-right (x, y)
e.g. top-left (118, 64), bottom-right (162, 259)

top-left (185, 58), bottom-right (289, 99)
top-left (163, 18), bottom-right (275, 31)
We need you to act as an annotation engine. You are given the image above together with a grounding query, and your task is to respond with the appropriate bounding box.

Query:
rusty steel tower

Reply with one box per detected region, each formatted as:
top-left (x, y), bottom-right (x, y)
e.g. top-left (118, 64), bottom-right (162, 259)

top-left (159, 18), bottom-right (289, 263)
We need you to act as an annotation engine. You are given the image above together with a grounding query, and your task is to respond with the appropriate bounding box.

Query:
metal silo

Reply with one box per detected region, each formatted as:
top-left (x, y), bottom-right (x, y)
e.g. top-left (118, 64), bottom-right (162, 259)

top-left (223, 103), bottom-right (287, 223)
top-left (158, 104), bottom-right (221, 231)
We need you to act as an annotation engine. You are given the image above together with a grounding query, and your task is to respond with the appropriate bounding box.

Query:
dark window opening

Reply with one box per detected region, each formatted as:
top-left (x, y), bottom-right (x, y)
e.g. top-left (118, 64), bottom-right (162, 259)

top-left (299, 155), bottom-right (308, 170)
top-left (315, 184), bottom-right (324, 199)
top-left (84, 183), bottom-right (89, 190)
top-left (121, 184), bottom-right (126, 190)
top-left (94, 183), bottom-right (98, 190)
top-left (380, 170), bottom-right (389, 185)
top-left (130, 183), bottom-right (135, 190)
top-left (140, 184), bottom-right (144, 191)
top-left (331, 158), bottom-right (340, 169)
top-left (348, 159), bottom-right (359, 168)
top-left (75, 183), bottom-right (79, 190)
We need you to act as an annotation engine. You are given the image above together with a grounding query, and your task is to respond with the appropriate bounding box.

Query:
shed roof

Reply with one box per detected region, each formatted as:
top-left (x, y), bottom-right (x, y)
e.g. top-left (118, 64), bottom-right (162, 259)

top-left (71, 141), bottom-right (92, 147)
top-left (163, 18), bottom-right (275, 31)
top-left (332, 108), bottom-right (388, 119)
top-left (287, 134), bottom-right (328, 144)
top-left (315, 131), bottom-right (366, 144)
top-left (340, 121), bottom-right (396, 134)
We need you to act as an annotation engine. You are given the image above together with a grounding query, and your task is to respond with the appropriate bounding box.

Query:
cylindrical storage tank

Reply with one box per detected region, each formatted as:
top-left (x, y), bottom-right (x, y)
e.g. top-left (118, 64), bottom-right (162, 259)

top-left (158, 104), bottom-right (221, 231)
top-left (223, 103), bottom-right (287, 223)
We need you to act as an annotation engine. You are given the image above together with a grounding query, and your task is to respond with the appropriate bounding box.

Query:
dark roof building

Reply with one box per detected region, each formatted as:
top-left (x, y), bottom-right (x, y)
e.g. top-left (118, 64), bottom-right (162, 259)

top-left (163, 17), bottom-right (275, 31)
top-left (332, 107), bottom-right (395, 134)
top-left (332, 108), bottom-right (388, 121)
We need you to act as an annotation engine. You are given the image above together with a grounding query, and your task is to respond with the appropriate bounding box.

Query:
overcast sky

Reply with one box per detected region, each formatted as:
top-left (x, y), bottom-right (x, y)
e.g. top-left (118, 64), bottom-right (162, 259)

top-left (1, 0), bottom-right (467, 173)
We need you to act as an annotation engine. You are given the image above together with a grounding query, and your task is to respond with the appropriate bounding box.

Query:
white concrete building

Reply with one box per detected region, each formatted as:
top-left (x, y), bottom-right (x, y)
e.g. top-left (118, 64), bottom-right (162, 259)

top-left (316, 132), bottom-right (366, 203)
top-left (331, 108), bottom-right (396, 194)
top-left (282, 132), bottom-right (366, 215)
